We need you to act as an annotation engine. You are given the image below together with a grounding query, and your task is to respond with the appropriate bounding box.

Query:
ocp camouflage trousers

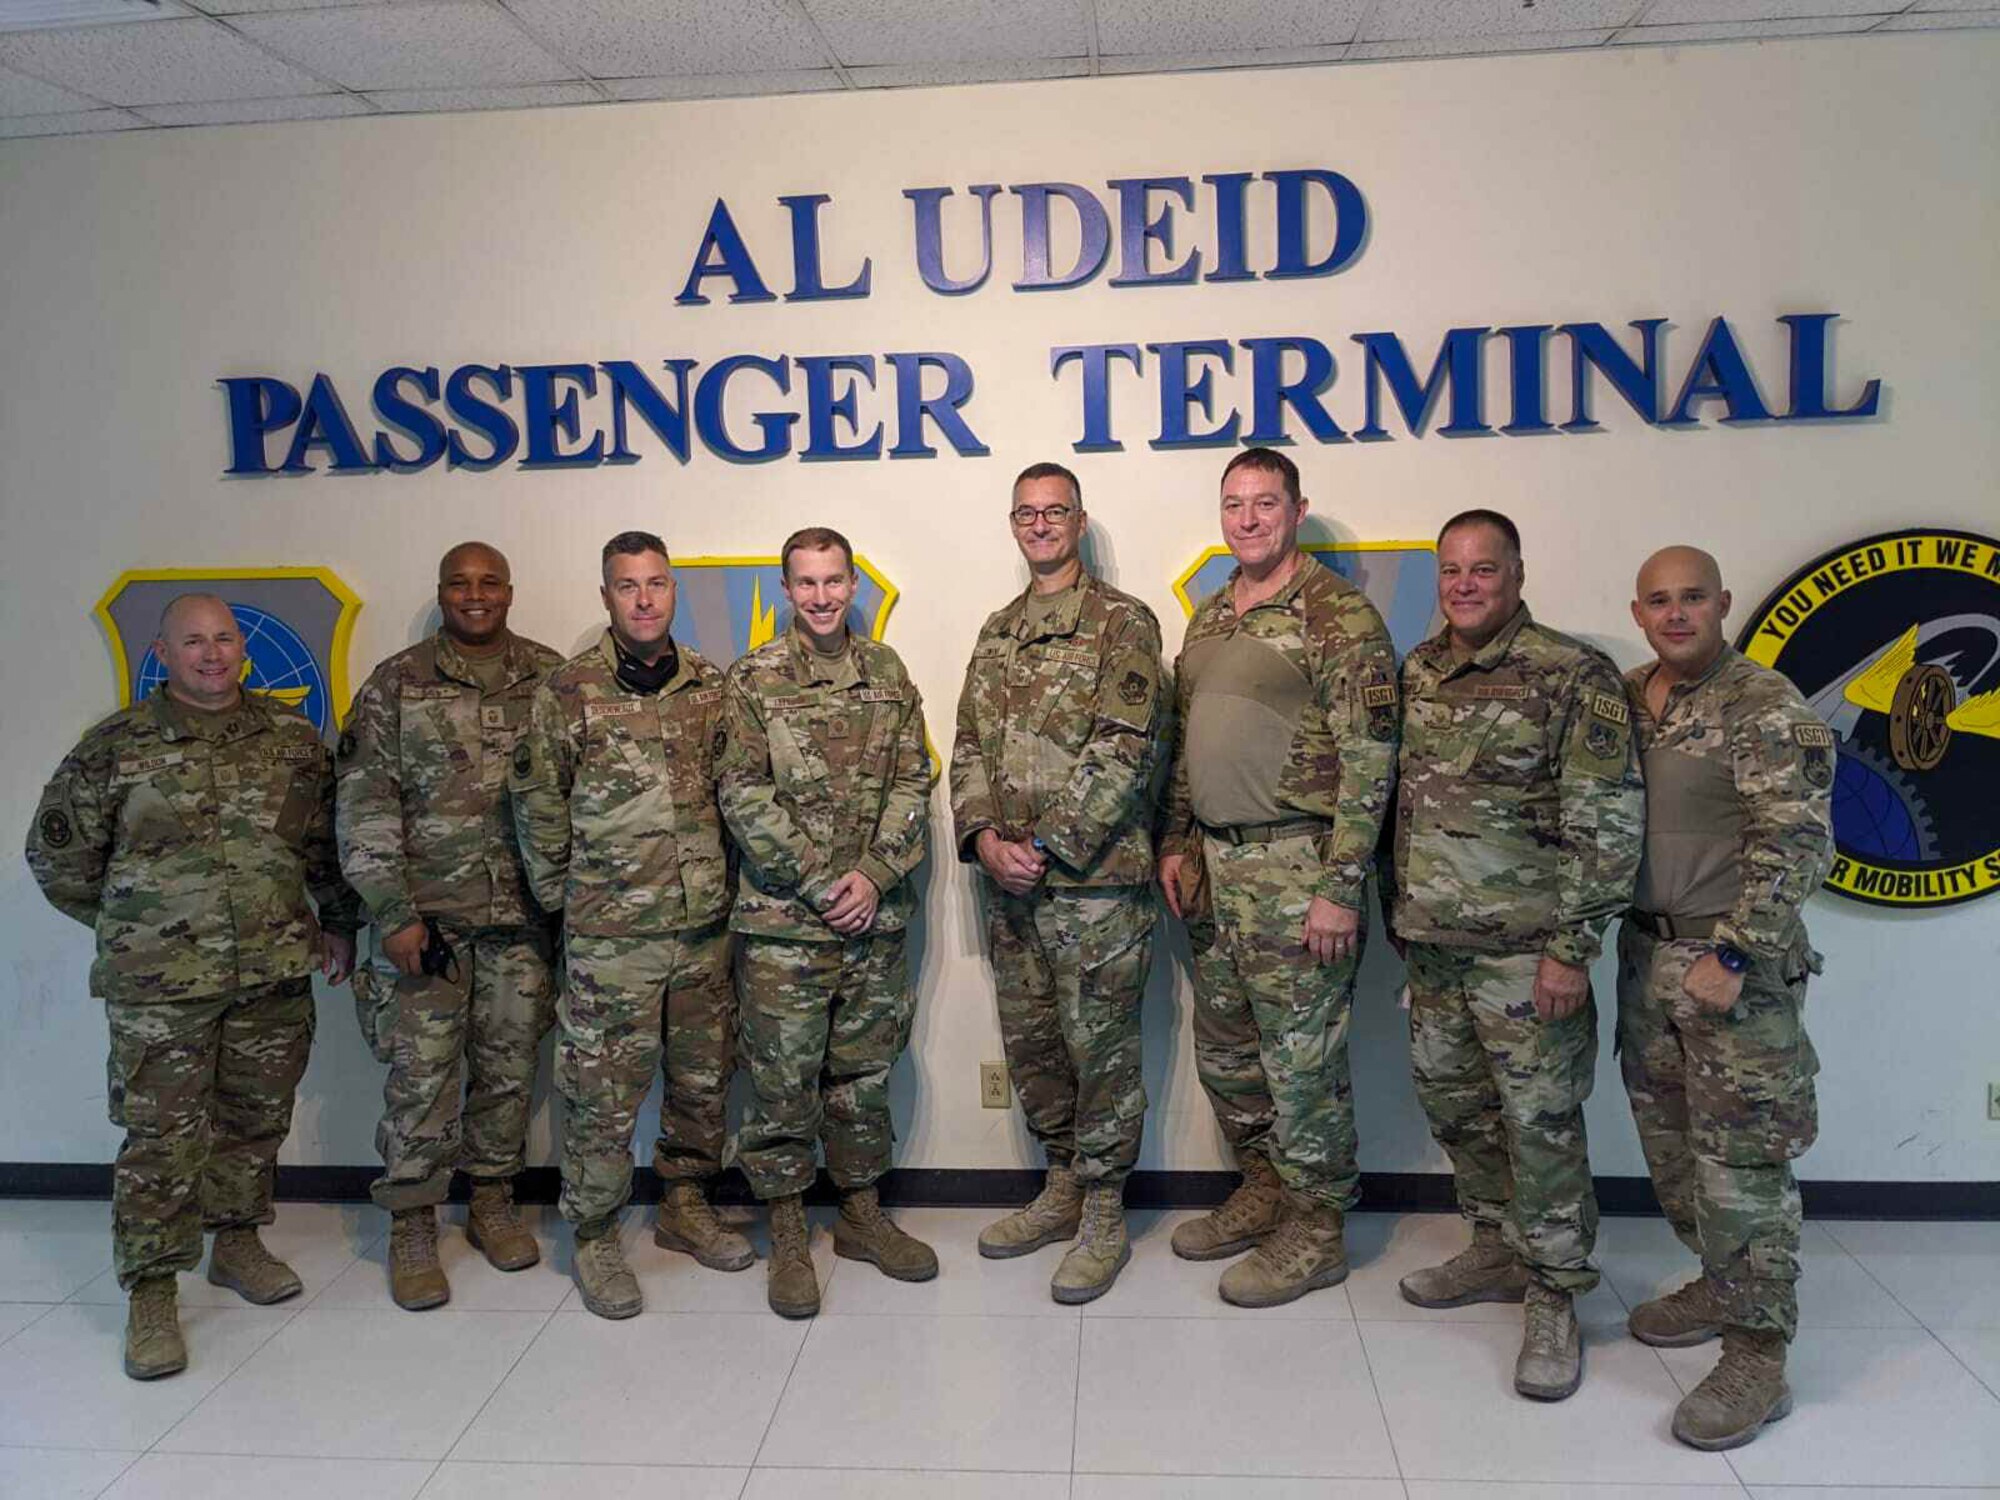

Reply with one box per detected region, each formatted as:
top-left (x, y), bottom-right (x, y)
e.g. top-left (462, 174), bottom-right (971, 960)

top-left (559, 923), bottom-right (734, 1233)
top-left (735, 931), bottom-right (912, 1200)
top-left (355, 924), bottom-right (558, 1211)
top-left (1187, 832), bottom-right (1361, 1210)
top-left (1617, 923), bottom-right (1819, 1340)
top-left (1406, 943), bottom-right (1601, 1294)
top-left (106, 977), bottom-right (315, 1289)
top-left (987, 885), bottom-right (1151, 1185)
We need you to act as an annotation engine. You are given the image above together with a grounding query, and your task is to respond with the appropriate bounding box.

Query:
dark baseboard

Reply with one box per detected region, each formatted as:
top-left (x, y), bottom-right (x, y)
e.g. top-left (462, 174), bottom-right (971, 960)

top-left (1, 1162), bottom-right (1993, 1219)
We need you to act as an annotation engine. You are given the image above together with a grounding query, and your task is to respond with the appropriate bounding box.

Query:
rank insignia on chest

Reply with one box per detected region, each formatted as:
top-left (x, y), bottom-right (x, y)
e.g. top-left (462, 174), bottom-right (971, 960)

top-left (826, 716), bottom-right (852, 739)
top-left (1118, 670), bottom-right (1149, 706)
top-left (481, 706), bottom-right (507, 729)
top-left (39, 808), bottom-right (72, 848)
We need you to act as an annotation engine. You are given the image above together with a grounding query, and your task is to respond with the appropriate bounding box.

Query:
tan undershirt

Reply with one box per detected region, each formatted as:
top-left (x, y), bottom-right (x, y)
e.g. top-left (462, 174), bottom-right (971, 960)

top-left (1181, 630), bottom-right (1312, 828)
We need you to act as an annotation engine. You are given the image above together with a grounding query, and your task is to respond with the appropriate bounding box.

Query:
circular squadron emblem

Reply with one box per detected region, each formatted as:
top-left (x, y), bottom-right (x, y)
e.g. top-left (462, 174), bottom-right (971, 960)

top-left (1738, 528), bottom-right (2000, 909)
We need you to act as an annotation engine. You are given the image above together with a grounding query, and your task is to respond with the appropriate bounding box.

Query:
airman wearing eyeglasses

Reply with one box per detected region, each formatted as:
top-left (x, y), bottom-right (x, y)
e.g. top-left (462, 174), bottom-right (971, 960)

top-left (948, 461), bottom-right (1166, 1305)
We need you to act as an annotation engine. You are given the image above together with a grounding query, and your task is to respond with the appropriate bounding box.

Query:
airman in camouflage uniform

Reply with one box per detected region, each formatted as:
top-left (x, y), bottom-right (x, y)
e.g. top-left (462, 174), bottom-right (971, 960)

top-left (337, 542), bottom-right (562, 1309)
top-left (1381, 510), bottom-right (1644, 1402)
top-left (950, 462), bottom-right (1165, 1304)
top-left (25, 594), bottom-right (359, 1381)
top-left (509, 531), bottom-right (749, 1320)
top-left (1157, 448), bottom-right (1399, 1309)
top-left (718, 526), bottom-right (935, 1319)
top-left (1618, 545), bottom-right (1833, 1451)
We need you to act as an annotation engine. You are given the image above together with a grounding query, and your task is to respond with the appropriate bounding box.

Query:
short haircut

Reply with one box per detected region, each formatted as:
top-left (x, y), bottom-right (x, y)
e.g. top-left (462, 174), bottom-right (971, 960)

top-left (1221, 446), bottom-right (1301, 502)
top-left (601, 530), bottom-right (670, 581)
top-left (1437, 508), bottom-right (1522, 558)
top-left (781, 526), bottom-right (855, 578)
top-left (157, 592), bottom-right (233, 638)
top-left (1013, 461), bottom-right (1081, 506)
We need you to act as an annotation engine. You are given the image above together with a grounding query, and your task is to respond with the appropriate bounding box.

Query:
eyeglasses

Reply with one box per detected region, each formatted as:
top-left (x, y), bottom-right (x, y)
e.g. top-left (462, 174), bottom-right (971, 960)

top-left (1010, 504), bottom-right (1074, 528)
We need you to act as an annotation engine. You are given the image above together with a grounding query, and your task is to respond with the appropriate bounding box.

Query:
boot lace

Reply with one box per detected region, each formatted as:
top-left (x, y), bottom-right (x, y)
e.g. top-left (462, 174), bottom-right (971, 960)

top-left (1653, 1276), bottom-right (1721, 1321)
top-left (1696, 1336), bottom-right (1783, 1407)
top-left (772, 1204), bottom-right (810, 1261)
top-left (392, 1212), bottom-right (439, 1269)
top-left (1523, 1287), bottom-right (1572, 1355)
top-left (668, 1184), bottom-right (723, 1237)
top-left (132, 1280), bottom-right (176, 1336)
top-left (1078, 1190), bottom-right (1122, 1247)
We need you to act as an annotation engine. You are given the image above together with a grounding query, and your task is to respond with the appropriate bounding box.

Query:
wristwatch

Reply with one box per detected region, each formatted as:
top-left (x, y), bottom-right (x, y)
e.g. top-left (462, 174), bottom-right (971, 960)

top-left (1030, 836), bottom-right (1048, 856)
top-left (1714, 943), bottom-right (1751, 974)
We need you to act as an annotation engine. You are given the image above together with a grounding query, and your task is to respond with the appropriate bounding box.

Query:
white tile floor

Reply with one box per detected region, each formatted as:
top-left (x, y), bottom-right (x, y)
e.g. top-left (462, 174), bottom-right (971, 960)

top-left (0, 1200), bottom-right (1995, 1499)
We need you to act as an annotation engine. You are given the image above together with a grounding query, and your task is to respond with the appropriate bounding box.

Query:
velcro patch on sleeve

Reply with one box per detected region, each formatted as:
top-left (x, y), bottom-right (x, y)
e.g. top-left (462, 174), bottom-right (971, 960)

top-left (1361, 683), bottom-right (1398, 709)
top-left (1793, 722), bottom-right (1834, 748)
top-left (1589, 691), bottom-right (1630, 725)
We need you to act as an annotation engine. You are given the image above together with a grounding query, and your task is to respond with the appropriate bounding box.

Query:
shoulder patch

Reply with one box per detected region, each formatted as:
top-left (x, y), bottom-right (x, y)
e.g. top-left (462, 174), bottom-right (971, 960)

top-left (1792, 722), bottom-right (1834, 749)
top-left (1589, 691), bottom-right (1630, 726)
top-left (38, 808), bottom-right (72, 848)
top-left (1118, 670), bottom-right (1150, 706)
top-left (512, 740), bottom-right (533, 777)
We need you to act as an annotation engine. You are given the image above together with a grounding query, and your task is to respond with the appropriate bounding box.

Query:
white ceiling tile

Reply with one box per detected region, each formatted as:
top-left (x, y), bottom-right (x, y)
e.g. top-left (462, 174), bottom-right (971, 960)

top-left (847, 57), bottom-right (1087, 85)
top-left (1094, 0), bottom-right (1367, 53)
top-left (233, 0), bottom-right (575, 89)
top-left (603, 68), bottom-right (843, 100)
top-left (804, 0), bottom-right (1085, 65)
top-left (135, 89), bottom-right (371, 121)
top-left (502, 0), bottom-right (827, 78)
top-left (0, 59), bottom-right (101, 111)
top-left (0, 104), bottom-right (140, 132)
top-left (1098, 44), bottom-right (1349, 73)
top-left (1639, 0), bottom-right (1891, 21)
top-left (1614, 15), bottom-right (1881, 42)
top-left (1349, 26), bottom-right (1615, 57)
top-left (366, 78), bottom-right (597, 109)
top-left (0, 0), bottom-right (193, 29)
top-left (0, 16), bottom-right (325, 102)
top-left (1877, 8), bottom-right (2000, 25)
top-left (1910, 0), bottom-right (2000, 9)
top-left (194, 0), bottom-right (429, 11)
top-left (1360, 0), bottom-right (1643, 40)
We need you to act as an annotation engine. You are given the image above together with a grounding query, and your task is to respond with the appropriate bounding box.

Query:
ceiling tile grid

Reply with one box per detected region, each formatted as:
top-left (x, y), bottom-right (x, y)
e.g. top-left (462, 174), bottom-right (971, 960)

top-left (501, 0), bottom-right (829, 79)
top-left (804, 0), bottom-right (1089, 66)
top-left (0, 16), bottom-right (325, 105)
top-left (2, 0), bottom-right (1998, 136)
top-left (230, 0), bottom-right (577, 89)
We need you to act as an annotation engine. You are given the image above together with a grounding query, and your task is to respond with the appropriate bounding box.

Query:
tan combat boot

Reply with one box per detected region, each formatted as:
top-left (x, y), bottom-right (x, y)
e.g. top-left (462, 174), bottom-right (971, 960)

top-left (572, 1228), bottom-right (642, 1320)
top-left (1515, 1282), bottom-right (1584, 1400)
top-left (206, 1225), bottom-right (303, 1305)
top-left (466, 1180), bottom-right (540, 1272)
top-left (1171, 1151), bottom-right (1286, 1261)
top-left (766, 1194), bottom-right (820, 1319)
top-left (1628, 1274), bottom-right (1725, 1348)
top-left (1672, 1328), bottom-right (1792, 1450)
top-left (978, 1164), bottom-right (1083, 1259)
top-left (388, 1206), bottom-right (450, 1311)
top-left (1051, 1184), bottom-right (1130, 1305)
top-left (1218, 1201), bottom-right (1348, 1308)
top-left (1398, 1221), bottom-right (1530, 1309)
top-left (123, 1276), bottom-right (187, 1381)
top-left (654, 1179), bottom-right (755, 1272)
top-left (833, 1185), bottom-right (939, 1282)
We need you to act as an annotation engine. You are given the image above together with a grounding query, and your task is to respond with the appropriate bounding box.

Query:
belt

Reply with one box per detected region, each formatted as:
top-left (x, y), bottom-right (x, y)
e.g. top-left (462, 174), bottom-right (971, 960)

top-left (1200, 817), bottom-right (1329, 847)
top-left (1628, 911), bottom-right (1721, 941)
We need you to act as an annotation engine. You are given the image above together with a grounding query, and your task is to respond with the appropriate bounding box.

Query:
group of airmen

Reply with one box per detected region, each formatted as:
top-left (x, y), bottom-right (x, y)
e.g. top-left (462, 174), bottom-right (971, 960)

top-left (24, 444), bottom-right (1834, 1456)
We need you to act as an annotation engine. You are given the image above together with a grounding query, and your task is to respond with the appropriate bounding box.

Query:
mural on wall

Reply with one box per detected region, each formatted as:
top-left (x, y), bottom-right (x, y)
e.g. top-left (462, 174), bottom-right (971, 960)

top-left (1739, 529), bottom-right (2000, 909)
top-left (1174, 541), bottom-right (1439, 655)
top-left (94, 568), bottom-right (362, 741)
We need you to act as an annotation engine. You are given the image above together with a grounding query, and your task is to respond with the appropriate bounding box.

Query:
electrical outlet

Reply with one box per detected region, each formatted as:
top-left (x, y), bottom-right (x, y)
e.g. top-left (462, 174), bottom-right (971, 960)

top-left (980, 1062), bottom-right (1011, 1109)
top-left (1989, 1082), bottom-right (2000, 1122)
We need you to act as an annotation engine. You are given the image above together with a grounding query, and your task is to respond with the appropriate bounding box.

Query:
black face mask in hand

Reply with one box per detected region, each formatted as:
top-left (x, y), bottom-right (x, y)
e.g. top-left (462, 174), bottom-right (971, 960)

top-left (613, 636), bottom-right (678, 695)
top-left (419, 916), bottom-right (460, 983)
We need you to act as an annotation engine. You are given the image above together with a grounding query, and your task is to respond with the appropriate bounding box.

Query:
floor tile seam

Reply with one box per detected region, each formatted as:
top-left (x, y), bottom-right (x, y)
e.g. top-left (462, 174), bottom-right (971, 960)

top-left (1067, 1312), bottom-right (1083, 1479)
top-left (1348, 1315), bottom-right (1408, 1486)
top-left (84, 1447), bottom-right (147, 1500)
top-left (1070, 1463), bottom-right (1409, 1478)
top-left (435, 1302), bottom-right (564, 1465)
top-left (0, 1299), bottom-right (61, 1348)
top-left (406, 1456), bottom-right (448, 1498)
top-left (745, 1462), bottom-right (1076, 1474)
top-left (138, 1294), bottom-right (308, 1456)
top-left (1825, 1222), bottom-right (1936, 1331)
top-left (737, 1296), bottom-right (822, 1483)
top-left (1920, 1324), bottom-right (2000, 1406)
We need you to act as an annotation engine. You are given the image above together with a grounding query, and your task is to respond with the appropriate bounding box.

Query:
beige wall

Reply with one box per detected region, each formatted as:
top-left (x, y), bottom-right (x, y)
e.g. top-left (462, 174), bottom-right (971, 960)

top-left (2, 32), bottom-right (1995, 1182)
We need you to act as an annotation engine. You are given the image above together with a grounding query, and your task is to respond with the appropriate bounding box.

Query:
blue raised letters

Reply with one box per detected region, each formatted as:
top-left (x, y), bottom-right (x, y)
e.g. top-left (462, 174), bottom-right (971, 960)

top-left (886, 352), bottom-right (989, 458)
top-left (676, 199), bottom-right (776, 306)
top-left (1497, 326), bottom-right (1556, 435)
top-left (781, 193), bottom-right (871, 302)
top-left (1352, 327), bottom-right (1492, 439)
top-left (371, 366), bottom-right (446, 472)
top-left (1240, 337), bottom-right (1346, 445)
top-left (518, 364), bottom-right (605, 467)
top-left (221, 376), bottom-right (302, 476)
top-left (1266, 169), bottom-right (1367, 281)
top-left (905, 184), bottom-right (1002, 295)
top-left (1109, 177), bottom-right (1201, 287)
top-left (1012, 183), bottom-right (1112, 292)
top-left (281, 372), bottom-right (374, 474)
top-left (800, 354), bottom-right (884, 460)
top-left (444, 365), bottom-right (519, 469)
top-left (1148, 340), bottom-right (1238, 448)
top-left (1561, 320), bottom-right (1666, 431)
top-left (602, 359), bottom-right (696, 464)
top-left (1780, 312), bottom-right (1881, 421)
top-left (1664, 316), bottom-right (1772, 427)
top-left (1202, 172), bottom-right (1255, 283)
top-left (1050, 343), bottom-right (1144, 453)
top-left (693, 355), bottom-right (797, 462)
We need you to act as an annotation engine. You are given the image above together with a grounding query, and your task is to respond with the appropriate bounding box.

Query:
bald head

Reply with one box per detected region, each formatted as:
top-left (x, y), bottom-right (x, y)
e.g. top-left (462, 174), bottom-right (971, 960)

top-left (153, 594), bottom-right (245, 711)
top-left (157, 592), bottom-right (233, 639)
top-left (1632, 545), bottom-right (1731, 682)
top-left (1636, 545), bottom-right (1722, 600)
top-left (437, 540), bottom-right (515, 652)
